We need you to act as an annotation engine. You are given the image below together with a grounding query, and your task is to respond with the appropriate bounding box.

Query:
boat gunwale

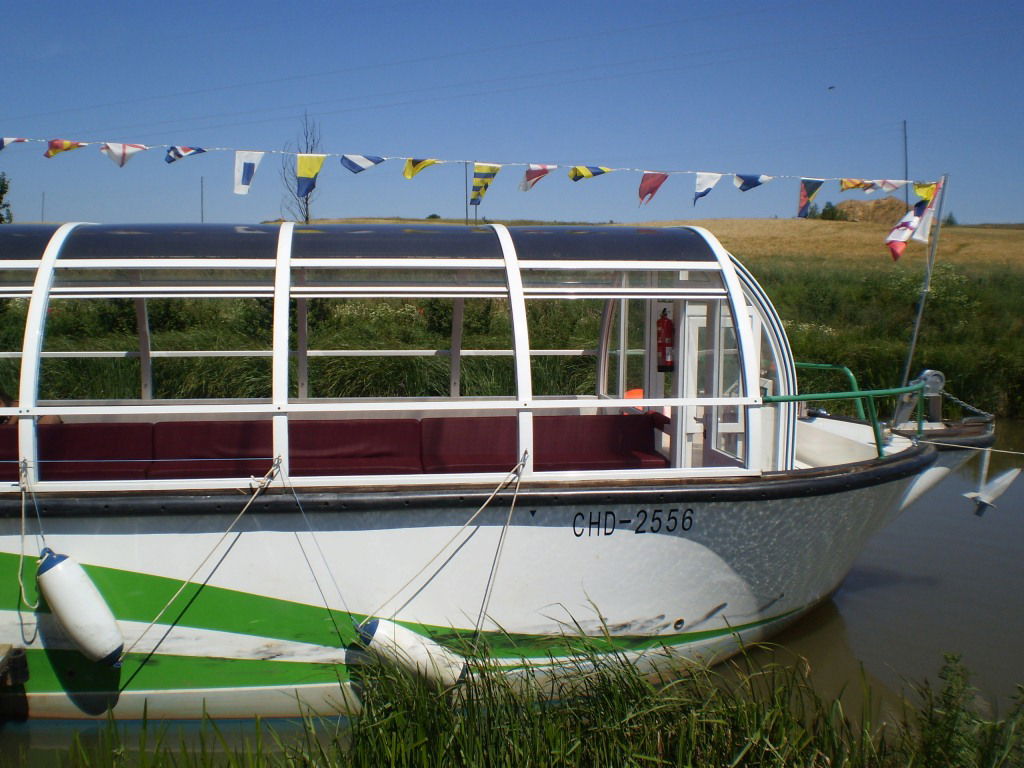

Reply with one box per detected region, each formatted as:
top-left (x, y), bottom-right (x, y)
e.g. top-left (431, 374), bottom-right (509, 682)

top-left (0, 442), bottom-right (936, 518)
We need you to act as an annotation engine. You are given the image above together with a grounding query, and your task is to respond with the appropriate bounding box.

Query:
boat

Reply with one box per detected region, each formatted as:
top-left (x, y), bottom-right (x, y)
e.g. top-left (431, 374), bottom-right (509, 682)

top-left (0, 222), bottom-right (988, 720)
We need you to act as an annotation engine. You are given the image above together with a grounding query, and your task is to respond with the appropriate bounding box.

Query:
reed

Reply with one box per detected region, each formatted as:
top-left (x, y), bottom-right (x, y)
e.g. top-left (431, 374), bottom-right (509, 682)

top-left (17, 653), bottom-right (1020, 767)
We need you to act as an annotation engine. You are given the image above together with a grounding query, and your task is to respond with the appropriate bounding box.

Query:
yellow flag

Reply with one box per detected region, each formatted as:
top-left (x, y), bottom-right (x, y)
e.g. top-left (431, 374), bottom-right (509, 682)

top-left (568, 165), bottom-right (611, 182)
top-left (403, 158), bottom-right (438, 179)
top-left (913, 182), bottom-right (937, 201)
top-left (296, 154), bottom-right (327, 197)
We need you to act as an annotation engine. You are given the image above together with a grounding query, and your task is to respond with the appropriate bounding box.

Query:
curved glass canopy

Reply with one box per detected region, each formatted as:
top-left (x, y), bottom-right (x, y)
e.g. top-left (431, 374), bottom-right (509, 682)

top-left (0, 223), bottom-right (797, 490)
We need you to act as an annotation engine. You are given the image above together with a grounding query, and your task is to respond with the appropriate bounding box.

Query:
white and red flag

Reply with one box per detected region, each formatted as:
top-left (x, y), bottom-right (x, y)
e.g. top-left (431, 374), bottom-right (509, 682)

top-left (520, 163), bottom-right (556, 191)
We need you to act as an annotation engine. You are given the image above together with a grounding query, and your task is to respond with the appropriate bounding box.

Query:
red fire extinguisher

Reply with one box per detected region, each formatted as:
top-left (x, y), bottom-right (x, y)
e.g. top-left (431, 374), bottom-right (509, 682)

top-left (656, 308), bottom-right (675, 373)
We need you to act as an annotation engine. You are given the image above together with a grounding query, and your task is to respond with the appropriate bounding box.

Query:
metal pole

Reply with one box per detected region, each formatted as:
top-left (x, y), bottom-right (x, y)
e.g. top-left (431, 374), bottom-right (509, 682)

top-left (902, 120), bottom-right (910, 207)
top-left (900, 173), bottom-right (949, 386)
top-left (464, 162), bottom-right (469, 225)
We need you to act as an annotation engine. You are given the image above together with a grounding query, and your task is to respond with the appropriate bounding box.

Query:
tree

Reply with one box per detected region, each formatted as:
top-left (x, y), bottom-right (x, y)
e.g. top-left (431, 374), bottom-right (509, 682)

top-left (280, 112), bottom-right (321, 224)
top-left (0, 173), bottom-right (12, 223)
top-left (819, 201), bottom-right (848, 221)
top-left (943, 211), bottom-right (958, 227)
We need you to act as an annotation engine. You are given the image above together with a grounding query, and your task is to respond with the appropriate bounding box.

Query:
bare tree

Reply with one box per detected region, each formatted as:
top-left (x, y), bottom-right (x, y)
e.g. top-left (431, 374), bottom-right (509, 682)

top-left (280, 112), bottom-right (322, 224)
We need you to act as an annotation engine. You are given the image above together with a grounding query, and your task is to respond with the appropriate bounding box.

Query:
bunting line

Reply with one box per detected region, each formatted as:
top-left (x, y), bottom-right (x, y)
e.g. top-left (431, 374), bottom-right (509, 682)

top-left (0, 133), bottom-right (938, 223)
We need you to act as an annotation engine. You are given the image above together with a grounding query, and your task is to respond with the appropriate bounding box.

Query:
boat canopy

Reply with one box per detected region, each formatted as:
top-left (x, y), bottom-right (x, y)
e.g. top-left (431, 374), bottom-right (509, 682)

top-left (0, 223), bottom-right (797, 492)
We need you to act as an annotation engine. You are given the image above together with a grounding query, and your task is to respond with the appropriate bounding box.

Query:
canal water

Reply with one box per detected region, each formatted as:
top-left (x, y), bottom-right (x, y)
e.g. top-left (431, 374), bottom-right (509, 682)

top-left (2, 422), bottom-right (1022, 757)
top-left (769, 420), bottom-right (1024, 716)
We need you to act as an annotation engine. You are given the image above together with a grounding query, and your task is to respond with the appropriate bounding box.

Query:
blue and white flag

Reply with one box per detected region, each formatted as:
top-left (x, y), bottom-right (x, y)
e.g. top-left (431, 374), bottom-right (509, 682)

top-left (341, 154), bottom-right (385, 174)
top-left (734, 174), bottom-right (773, 191)
top-left (165, 146), bottom-right (206, 163)
top-left (0, 137), bottom-right (27, 151)
top-left (693, 172), bottom-right (721, 205)
top-left (233, 150), bottom-right (264, 195)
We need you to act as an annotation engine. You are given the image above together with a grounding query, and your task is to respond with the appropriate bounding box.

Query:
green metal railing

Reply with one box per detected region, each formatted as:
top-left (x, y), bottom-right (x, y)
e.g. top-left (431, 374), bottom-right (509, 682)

top-left (765, 364), bottom-right (926, 457)
top-left (793, 362), bottom-right (866, 419)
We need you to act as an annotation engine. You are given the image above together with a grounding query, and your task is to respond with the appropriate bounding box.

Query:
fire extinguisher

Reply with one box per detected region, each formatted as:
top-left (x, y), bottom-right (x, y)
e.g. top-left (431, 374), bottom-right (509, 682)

top-left (656, 308), bottom-right (675, 373)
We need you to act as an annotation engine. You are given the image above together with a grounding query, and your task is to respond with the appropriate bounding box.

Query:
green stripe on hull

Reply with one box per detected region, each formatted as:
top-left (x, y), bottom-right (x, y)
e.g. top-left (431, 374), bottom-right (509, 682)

top-left (17, 648), bottom-right (351, 695)
top-left (1, 551), bottom-right (362, 647)
top-left (421, 611), bottom-right (798, 660)
top-left (2, 550), bottom-right (798, 694)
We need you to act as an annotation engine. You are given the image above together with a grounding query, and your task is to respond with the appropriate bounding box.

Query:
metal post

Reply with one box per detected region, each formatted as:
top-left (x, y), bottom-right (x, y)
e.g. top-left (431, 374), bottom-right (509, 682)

top-left (902, 120), bottom-right (910, 207)
top-left (900, 174), bottom-right (949, 386)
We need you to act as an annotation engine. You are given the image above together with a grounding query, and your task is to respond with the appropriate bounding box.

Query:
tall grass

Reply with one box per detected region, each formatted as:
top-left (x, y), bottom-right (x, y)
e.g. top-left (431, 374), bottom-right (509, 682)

top-left (20, 653), bottom-right (1021, 767)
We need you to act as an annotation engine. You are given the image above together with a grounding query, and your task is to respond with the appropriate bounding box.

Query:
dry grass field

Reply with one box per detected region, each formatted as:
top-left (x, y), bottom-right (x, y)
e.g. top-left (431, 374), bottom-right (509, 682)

top-left (645, 218), bottom-right (1024, 270)
top-left (307, 216), bottom-right (1023, 270)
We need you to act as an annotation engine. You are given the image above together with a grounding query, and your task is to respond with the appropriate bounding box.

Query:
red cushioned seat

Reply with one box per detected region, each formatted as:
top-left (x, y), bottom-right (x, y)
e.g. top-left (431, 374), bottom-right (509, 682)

top-left (37, 422), bottom-right (153, 480)
top-left (290, 419), bottom-right (422, 476)
top-left (149, 421), bottom-right (274, 479)
top-left (533, 414), bottom-right (668, 471)
top-left (0, 424), bottom-right (17, 482)
top-left (421, 416), bottom-right (519, 473)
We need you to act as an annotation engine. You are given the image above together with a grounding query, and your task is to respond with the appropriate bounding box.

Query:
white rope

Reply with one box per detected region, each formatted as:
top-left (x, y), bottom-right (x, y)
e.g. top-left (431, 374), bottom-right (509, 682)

top-left (360, 457), bottom-right (527, 627)
top-left (118, 459), bottom-right (280, 662)
top-left (285, 478), bottom-right (352, 646)
top-left (473, 453), bottom-right (526, 641)
top-left (918, 439), bottom-right (1024, 458)
top-left (17, 464), bottom-right (39, 611)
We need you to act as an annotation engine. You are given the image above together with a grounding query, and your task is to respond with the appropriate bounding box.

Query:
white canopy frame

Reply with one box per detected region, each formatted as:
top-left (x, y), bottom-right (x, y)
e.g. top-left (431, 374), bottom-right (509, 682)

top-left (2, 223), bottom-right (794, 494)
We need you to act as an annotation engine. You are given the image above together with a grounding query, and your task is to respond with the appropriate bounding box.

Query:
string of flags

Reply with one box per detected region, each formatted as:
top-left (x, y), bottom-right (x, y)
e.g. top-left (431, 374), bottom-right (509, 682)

top-left (1, 134), bottom-right (941, 256)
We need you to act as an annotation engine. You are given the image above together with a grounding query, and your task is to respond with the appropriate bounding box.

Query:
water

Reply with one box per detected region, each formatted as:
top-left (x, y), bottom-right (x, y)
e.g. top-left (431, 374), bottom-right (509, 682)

top-left (772, 419), bottom-right (1024, 715)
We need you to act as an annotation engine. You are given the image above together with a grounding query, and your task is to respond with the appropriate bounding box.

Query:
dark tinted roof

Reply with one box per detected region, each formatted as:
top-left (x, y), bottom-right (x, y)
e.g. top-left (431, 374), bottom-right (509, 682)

top-left (0, 224), bottom-right (63, 260)
top-left (59, 224), bottom-right (281, 260)
top-left (0, 224), bottom-right (720, 263)
top-left (509, 226), bottom-right (717, 262)
top-left (291, 224), bottom-right (501, 259)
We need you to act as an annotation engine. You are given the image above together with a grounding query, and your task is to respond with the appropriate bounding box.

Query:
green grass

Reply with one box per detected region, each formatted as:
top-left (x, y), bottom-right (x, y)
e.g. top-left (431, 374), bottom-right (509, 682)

top-left (13, 653), bottom-right (1020, 767)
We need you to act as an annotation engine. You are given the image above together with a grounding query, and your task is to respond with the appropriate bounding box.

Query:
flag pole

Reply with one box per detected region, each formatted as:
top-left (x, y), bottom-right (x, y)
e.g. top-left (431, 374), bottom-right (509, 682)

top-left (900, 173), bottom-right (949, 386)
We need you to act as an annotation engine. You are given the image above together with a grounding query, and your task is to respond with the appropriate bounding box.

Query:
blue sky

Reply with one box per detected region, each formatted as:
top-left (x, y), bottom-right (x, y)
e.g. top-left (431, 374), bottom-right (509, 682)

top-left (2, 0), bottom-right (1021, 225)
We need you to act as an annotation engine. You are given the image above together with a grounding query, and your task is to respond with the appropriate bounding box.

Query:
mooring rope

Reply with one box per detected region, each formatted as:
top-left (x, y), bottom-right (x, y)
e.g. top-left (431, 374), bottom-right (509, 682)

top-left (118, 458), bottom-right (281, 662)
top-left (17, 461), bottom-right (41, 611)
top-left (473, 452), bottom-right (526, 643)
top-left (360, 457), bottom-right (527, 628)
top-left (286, 479), bottom-right (351, 648)
top-left (917, 439), bottom-right (1024, 459)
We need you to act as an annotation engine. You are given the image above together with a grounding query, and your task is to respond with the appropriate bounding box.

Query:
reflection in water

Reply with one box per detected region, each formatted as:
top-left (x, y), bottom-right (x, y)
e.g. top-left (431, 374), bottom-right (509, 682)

top-left (736, 599), bottom-right (908, 726)
top-left (827, 422), bottom-right (1024, 714)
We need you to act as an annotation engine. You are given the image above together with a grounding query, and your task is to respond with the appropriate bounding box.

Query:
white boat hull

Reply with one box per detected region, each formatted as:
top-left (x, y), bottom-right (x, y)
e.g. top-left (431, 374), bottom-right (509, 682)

top-left (0, 450), bottom-right (927, 720)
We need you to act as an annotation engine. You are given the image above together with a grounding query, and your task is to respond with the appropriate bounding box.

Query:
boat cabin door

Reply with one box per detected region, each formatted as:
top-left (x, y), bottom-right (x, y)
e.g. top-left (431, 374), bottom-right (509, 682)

top-left (639, 300), bottom-right (744, 469)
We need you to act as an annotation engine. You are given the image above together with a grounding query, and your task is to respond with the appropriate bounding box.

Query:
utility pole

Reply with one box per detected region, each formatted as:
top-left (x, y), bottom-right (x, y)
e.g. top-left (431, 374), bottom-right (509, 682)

top-left (902, 120), bottom-right (910, 207)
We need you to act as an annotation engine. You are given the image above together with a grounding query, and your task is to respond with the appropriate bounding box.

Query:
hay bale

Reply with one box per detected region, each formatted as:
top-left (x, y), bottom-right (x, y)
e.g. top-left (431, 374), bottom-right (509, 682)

top-left (835, 196), bottom-right (908, 223)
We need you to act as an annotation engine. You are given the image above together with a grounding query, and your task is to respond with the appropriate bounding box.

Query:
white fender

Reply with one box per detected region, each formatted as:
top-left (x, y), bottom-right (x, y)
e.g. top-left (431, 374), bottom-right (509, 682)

top-left (357, 618), bottom-right (465, 687)
top-left (36, 548), bottom-right (124, 666)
